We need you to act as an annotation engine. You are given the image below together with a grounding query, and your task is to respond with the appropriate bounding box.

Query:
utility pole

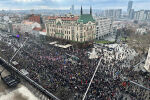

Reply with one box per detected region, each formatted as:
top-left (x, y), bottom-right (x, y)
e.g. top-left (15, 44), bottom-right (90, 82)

top-left (82, 57), bottom-right (103, 100)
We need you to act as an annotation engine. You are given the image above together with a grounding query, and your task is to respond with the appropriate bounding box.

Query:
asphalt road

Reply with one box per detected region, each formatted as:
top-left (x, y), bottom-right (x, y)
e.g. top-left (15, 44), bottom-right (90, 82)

top-left (0, 65), bottom-right (39, 100)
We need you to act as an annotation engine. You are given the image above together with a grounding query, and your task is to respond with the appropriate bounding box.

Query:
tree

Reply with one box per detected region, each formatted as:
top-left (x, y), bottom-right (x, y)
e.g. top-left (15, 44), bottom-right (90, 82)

top-left (128, 33), bottom-right (150, 54)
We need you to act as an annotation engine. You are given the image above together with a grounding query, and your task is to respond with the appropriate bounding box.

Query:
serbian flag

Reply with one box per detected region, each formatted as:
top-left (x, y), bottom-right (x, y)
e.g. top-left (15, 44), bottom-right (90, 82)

top-left (122, 82), bottom-right (127, 87)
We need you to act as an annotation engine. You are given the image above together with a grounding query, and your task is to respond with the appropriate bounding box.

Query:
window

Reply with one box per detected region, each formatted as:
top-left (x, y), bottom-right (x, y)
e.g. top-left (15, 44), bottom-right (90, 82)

top-left (80, 33), bottom-right (83, 37)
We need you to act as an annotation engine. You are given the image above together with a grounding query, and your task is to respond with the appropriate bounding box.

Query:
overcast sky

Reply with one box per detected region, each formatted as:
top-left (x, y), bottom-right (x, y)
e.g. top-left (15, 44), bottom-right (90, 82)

top-left (0, 0), bottom-right (149, 11)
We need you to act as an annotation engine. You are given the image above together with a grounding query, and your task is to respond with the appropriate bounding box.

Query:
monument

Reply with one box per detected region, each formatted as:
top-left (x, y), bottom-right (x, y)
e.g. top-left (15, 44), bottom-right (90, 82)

top-left (89, 48), bottom-right (98, 59)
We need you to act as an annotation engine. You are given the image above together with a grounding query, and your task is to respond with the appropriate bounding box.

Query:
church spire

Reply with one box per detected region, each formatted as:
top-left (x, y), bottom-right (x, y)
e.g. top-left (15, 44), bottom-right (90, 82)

top-left (90, 6), bottom-right (92, 15)
top-left (81, 6), bottom-right (83, 15)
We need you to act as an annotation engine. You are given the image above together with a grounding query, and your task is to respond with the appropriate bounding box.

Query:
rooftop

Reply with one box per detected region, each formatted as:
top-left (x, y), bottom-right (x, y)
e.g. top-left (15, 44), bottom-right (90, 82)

top-left (33, 27), bottom-right (41, 31)
top-left (77, 14), bottom-right (95, 24)
top-left (47, 16), bottom-right (79, 21)
top-left (28, 14), bottom-right (41, 24)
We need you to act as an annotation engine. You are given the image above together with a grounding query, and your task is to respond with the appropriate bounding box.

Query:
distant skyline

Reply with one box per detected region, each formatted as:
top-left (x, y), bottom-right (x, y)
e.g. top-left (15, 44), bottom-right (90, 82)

top-left (0, 0), bottom-right (149, 11)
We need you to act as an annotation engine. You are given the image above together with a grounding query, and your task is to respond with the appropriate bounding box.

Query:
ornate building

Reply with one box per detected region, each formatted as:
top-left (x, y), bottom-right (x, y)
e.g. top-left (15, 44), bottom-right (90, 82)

top-left (45, 6), bottom-right (96, 42)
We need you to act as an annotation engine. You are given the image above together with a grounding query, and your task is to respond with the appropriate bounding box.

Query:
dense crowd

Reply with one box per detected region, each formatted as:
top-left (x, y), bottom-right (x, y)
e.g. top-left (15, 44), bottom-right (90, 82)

top-left (0, 32), bottom-right (149, 100)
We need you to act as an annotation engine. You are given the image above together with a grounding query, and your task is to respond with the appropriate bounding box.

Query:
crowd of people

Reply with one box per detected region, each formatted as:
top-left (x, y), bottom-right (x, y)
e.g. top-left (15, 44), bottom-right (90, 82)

top-left (0, 32), bottom-right (149, 100)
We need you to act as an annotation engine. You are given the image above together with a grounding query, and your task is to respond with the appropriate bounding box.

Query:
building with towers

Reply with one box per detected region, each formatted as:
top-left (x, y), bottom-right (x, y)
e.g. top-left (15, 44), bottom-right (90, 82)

top-left (45, 6), bottom-right (96, 42)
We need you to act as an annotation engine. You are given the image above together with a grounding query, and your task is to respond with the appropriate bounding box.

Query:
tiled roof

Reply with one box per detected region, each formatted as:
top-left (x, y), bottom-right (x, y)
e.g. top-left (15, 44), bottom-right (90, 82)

top-left (61, 16), bottom-right (79, 21)
top-left (47, 16), bottom-right (79, 21)
top-left (28, 14), bottom-right (41, 24)
top-left (33, 27), bottom-right (41, 31)
top-left (78, 14), bottom-right (95, 24)
top-left (56, 21), bottom-right (61, 25)
top-left (22, 20), bottom-right (34, 25)
top-left (47, 16), bottom-right (58, 20)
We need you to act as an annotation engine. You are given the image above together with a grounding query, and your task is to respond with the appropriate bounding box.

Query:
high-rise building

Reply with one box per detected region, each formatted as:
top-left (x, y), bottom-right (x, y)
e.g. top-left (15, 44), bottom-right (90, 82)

top-left (134, 10), bottom-right (147, 21)
top-left (127, 1), bottom-right (133, 15)
top-left (96, 18), bottom-right (113, 40)
top-left (145, 10), bottom-right (150, 20)
top-left (104, 9), bottom-right (122, 19)
top-left (129, 9), bottom-right (134, 19)
top-left (134, 11), bottom-right (140, 20)
top-left (70, 5), bottom-right (74, 14)
top-left (114, 9), bottom-right (122, 19)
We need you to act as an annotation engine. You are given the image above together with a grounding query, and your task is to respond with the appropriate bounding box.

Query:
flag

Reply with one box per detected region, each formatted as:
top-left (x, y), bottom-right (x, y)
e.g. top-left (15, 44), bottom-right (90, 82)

top-left (122, 82), bottom-right (127, 87)
top-left (16, 34), bottom-right (20, 38)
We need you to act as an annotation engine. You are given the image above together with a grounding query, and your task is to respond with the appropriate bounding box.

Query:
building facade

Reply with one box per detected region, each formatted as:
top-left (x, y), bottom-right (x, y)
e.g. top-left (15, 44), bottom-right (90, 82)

top-left (0, 22), bottom-right (7, 31)
top-left (96, 18), bottom-right (113, 40)
top-left (45, 7), bottom-right (96, 42)
top-left (28, 14), bottom-right (41, 24)
top-left (129, 9), bottom-right (134, 19)
top-left (103, 9), bottom-right (122, 19)
top-left (134, 10), bottom-right (150, 21)
top-left (136, 28), bottom-right (147, 35)
top-left (144, 47), bottom-right (150, 72)
top-left (127, 1), bottom-right (133, 16)
top-left (20, 20), bottom-right (41, 34)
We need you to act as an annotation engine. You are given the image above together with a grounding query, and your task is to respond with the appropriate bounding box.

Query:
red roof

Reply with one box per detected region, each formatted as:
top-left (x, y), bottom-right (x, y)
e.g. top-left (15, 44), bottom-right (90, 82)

top-left (47, 16), bottom-right (58, 20)
top-left (47, 16), bottom-right (79, 21)
top-left (33, 27), bottom-right (41, 31)
top-left (42, 29), bottom-right (46, 32)
top-left (61, 17), bottom-right (79, 21)
top-left (28, 14), bottom-right (41, 24)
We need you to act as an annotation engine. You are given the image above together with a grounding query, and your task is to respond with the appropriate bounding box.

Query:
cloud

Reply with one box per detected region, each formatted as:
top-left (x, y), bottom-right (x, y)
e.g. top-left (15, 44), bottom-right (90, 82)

top-left (0, 0), bottom-right (149, 10)
top-left (51, 0), bottom-right (62, 2)
top-left (14, 0), bottom-right (42, 2)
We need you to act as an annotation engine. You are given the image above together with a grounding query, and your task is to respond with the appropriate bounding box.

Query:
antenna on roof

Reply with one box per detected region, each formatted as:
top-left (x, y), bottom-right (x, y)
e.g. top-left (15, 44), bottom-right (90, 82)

top-left (90, 6), bottom-right (92, 15)
top-left (81, 6), bottom-right (83, 15)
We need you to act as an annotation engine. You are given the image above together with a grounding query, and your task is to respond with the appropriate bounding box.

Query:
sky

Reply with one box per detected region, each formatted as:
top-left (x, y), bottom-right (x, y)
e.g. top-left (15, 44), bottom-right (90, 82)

top-left (0, 0), bottom-right (149, 11)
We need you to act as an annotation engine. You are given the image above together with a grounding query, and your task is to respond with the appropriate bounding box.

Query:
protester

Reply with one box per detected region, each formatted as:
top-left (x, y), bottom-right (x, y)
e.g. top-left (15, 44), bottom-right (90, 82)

top-left (0, 32), bottom-right (149, 100)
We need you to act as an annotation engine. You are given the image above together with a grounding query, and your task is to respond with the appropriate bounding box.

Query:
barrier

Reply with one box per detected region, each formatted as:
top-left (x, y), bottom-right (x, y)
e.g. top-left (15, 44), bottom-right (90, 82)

top-left (0, 57), bottom-right (60, 100)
